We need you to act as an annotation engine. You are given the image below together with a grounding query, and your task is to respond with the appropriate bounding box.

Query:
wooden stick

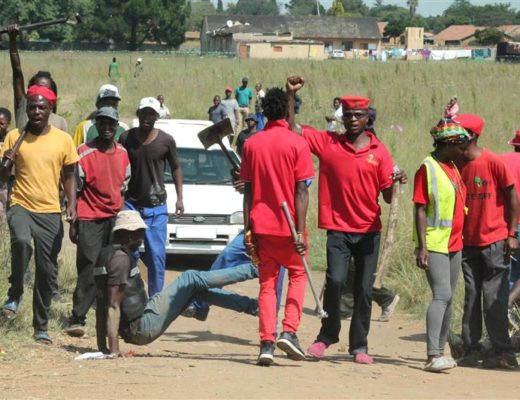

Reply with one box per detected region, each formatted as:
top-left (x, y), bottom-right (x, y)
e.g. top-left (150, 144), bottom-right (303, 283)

top-left (373, 180), bottom-right (400, 289)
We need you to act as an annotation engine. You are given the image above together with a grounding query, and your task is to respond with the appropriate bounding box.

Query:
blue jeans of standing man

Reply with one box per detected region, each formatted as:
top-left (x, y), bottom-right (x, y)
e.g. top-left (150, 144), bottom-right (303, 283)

top-left (125, 201), bottom-right (168, 297)
top-left (125, 263), bottom-right (259, 345)
top-left (192, 231), bottom-right (286, 317)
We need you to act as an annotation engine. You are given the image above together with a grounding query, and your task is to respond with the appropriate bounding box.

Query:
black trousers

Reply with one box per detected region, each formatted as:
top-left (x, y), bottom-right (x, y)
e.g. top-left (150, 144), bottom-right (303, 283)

top-left (461, 241), bottom-right (513, 353)
top-left (317, 230), bottom-right (380, 355)
top-left (71, 218), bottom-right (115, 323)
top-left (7, 205), bottom-right (63, 332)
top-left (340, 259), bottom-right (395, 316)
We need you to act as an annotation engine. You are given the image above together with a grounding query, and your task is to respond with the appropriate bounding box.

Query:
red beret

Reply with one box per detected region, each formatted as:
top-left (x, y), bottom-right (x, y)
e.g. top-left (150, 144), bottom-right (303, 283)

top-left (453, 114), bottom-right (484, 136)
top-left (27, 85), bottom-right (57, 106)
top-left (341, 96), bottom-right (370, 109)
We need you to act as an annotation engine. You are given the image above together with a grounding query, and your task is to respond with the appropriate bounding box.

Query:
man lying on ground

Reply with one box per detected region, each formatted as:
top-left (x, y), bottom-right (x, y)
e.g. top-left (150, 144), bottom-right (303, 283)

top-left (95, 210), bottom-right (258, 356)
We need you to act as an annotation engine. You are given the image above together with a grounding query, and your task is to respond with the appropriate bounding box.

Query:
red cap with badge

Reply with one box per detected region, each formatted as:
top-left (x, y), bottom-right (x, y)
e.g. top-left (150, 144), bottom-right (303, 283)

top-left (453, 114), bottom-right (484, 136)
top-left (341, 96), bottom-right (370, 109)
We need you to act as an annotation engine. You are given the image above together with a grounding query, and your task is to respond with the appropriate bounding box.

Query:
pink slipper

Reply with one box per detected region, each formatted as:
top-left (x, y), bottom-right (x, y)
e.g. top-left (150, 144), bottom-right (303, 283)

top-left (307, 341), bottom-right (328, 359)
top-left (354, 352), bottom-right (373, 364)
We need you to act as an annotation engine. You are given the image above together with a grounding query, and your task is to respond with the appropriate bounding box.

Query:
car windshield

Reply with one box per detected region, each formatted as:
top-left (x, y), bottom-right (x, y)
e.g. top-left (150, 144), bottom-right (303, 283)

top-left (165, 148), bottom-right (237, 185)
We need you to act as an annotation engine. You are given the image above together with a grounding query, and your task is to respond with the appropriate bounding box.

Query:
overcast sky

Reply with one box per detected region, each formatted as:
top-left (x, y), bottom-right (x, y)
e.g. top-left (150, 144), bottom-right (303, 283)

top-left (219, 1), bottom-right (520, 17)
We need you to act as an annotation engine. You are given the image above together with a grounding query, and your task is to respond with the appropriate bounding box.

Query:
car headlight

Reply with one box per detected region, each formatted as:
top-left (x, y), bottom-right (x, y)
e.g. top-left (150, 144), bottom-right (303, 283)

top-left (229, 211), bottom-right (243, 224)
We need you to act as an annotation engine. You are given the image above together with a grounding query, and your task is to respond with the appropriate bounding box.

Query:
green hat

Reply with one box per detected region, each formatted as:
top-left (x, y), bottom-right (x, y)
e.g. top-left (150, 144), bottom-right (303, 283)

top-left (430, 118), bottom-right (469, 143)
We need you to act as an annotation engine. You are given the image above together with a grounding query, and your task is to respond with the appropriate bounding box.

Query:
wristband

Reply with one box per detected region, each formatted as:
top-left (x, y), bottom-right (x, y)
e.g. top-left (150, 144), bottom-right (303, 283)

top-left (508, 231), bottom-right (517, 238)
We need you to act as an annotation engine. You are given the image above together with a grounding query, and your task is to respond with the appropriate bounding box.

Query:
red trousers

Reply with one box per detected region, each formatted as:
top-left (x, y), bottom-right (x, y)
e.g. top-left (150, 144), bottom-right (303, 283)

top-left (256, 234), bottom-right (307, 342)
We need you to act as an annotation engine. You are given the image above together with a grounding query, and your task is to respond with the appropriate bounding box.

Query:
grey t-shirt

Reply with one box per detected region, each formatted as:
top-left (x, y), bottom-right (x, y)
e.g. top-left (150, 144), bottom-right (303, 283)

top-left (16, 96), bottom-right (68, 132)
top-left (220, 98), bottom-right (239, 129)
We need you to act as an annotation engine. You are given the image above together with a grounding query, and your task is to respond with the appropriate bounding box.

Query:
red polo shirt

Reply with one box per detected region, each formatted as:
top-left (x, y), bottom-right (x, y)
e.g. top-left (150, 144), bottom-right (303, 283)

top-left (240, 120), bottom-right (314, 236)
top-left (301, 126), bottom-right (394, 233)
top-left (458, 149), bottom-right (514, 246)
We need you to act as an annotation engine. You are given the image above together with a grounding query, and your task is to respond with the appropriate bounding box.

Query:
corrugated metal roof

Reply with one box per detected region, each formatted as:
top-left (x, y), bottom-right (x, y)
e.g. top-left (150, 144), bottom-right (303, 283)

top-left (204, 15), bottom-right (381, 40)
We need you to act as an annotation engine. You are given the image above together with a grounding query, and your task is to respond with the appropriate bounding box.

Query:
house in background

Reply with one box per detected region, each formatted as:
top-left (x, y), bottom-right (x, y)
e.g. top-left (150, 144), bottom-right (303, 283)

top-left (201, 15), bottom-right (381, 58)
top-left (498, 25), bottom-right (520, 41)
top-left (433, 25), bottom-right (486, 46)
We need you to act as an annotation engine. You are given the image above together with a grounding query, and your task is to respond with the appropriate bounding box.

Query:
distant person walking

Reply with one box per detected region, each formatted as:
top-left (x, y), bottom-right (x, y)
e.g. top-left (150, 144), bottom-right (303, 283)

top-left (0, 86), bottom-right (79, 345)
top-left (7, 25), bottom-right (67, 132)
top-left (413, 119), bottom-right (470, 372)
top-left (108, 57), bottom-right (120, 82)
top-left (208, 95), bottom-right (227, 124)
top-left (325, 97), bottom-right (342, 133)
top-left (134, 58), bottom-right (143, 78)
top-left (64, 107), bottom-right (130, 337)
top-left (119, 97), bottom-right (184, 296)
top-left (157, 95), bottom-right (171, 119)
top-left (221, 86), bottom-right (239, 137)
top-left (235, 77), bottom-right (253, 133)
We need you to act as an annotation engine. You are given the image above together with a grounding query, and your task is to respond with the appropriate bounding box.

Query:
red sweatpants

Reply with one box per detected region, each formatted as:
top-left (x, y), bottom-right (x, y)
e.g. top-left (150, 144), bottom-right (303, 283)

top-left (256, 234), bottom-right (308, 342)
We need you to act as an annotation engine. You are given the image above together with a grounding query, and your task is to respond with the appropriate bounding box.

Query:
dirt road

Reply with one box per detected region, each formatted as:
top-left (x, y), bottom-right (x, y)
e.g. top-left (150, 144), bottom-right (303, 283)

top-left (0, 269), bottom-right (518, 399)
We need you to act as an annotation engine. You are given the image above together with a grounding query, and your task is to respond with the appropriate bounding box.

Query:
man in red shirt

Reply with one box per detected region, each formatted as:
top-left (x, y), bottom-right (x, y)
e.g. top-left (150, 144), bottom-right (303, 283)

top-left (241, 87), bottom-right (314, 366)
top-left (65, 107), bottom-right (130, 337)
top-left (502, 130), bottom-right (520, 310)
top-left (286, 76), bottom-right (406, 365)
top-left (455, 113), bottom-right (519, 368)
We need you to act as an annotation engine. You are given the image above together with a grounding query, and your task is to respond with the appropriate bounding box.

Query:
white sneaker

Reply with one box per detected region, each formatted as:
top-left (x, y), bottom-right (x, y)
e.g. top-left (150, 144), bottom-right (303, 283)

top-left (378, 295), bottom-right (400, 322)
top-left (424, 356), bottom-right (455, 372)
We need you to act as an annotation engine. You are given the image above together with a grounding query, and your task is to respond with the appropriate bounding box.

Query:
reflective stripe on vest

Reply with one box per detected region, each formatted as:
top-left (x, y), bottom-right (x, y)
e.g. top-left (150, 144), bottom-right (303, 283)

top-left (423, 156), bottom-right (456, 253)
top-left (424, 159), bottom-right (454, 228)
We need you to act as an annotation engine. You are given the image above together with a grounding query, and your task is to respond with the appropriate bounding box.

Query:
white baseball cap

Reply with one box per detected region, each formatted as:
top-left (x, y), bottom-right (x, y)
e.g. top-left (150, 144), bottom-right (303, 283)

top-left (97, 84), bottom-right (121, 101)
top-left (138, 97), bottom-right (161, 115)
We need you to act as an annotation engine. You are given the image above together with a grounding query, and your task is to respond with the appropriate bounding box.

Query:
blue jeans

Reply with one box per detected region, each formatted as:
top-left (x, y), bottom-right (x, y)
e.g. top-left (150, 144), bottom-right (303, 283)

top-left (125, 201), bottom-right (168, 297)
top-left (193, 231), bottom-right (286, 315)
top-left (256, 112), bottom-right (265, 131)
top-left (126, 263), bottom-right (259, 345)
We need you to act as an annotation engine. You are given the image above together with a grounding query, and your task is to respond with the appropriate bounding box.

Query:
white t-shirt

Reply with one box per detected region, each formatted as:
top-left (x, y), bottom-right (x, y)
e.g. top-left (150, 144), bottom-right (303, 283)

top-left (327, 107), bottom-right (343, 132)
top-left (159, 105), bottom-right (170, 119)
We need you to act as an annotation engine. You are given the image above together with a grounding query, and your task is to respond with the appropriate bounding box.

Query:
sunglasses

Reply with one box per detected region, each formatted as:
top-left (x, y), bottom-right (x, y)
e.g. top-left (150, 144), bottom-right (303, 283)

top-left (343, 111), bottom-right (368, 120)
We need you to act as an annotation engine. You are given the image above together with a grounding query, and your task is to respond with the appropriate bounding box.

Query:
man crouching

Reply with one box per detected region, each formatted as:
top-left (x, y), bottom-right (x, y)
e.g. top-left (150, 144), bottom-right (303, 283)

top-left (95, 210), bottom-right (258, 356)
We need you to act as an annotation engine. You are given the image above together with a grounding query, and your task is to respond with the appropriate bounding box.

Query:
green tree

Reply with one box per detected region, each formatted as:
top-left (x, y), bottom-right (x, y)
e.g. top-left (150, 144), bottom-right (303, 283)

top-left (217, 0), bottom-right (224, 13)
top-left (285, 0), bottom-right (325, 16)
top-left (330, 0), bottom-right (345, 16)
top-left (474, 27), bottom-right (504, 45)
top-left (77, 0), bottom-right (189, 50)
top-left (227, 0), bottom-right (280, 15)
top-left (341, 0), bottom-right (369, 16)
top-left (384, 17), bottom-right (407, 40)
top-left (369, 4), bottom-right (408, 21)
top-left (188, 0), bottom-right (216, 30)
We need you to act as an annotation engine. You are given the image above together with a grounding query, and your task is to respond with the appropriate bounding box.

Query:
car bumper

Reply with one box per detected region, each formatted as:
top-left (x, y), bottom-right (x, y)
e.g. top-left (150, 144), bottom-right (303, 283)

top-left (164, 224), bottom-right (243, 255)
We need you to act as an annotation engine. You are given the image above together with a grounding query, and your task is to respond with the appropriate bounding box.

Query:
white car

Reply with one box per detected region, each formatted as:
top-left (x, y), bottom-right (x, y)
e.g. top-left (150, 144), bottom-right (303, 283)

top-left (132, 119), bottom-right (243, 255)
top-left (330, 49), bottom-right (345, 59)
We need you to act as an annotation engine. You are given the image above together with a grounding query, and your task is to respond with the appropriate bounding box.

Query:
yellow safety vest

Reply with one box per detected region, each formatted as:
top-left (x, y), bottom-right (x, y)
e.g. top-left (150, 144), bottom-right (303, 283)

top-left (415, 156), bottom-right (456, 254)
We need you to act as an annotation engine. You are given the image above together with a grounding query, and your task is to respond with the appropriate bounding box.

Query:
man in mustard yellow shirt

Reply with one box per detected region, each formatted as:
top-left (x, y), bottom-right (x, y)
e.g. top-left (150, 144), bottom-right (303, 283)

top-left (0, 85), bottom-right (79, 345)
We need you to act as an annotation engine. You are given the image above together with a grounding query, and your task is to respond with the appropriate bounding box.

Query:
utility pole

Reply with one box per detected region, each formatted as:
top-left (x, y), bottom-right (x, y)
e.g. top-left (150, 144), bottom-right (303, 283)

top-left (316, 0), bottom-right (321, 16)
